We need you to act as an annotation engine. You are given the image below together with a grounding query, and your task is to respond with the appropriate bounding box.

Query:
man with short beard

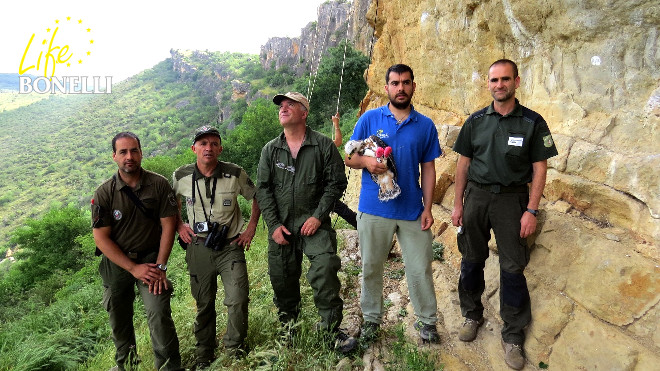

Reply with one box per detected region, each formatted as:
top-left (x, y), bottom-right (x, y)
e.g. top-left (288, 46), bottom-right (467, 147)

top-left (92, 132), bottom-right (182, 371)
top-left (345, 64), bottom-right (442, 344)
top-left (451, 59), bottom-right (558, 370)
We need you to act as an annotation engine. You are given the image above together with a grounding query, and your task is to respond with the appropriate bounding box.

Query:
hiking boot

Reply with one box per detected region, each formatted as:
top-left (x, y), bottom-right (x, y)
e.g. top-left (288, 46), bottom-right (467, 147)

top-left (334, 329), bottom-right (358, 354)
top-left (225, 343), bottom-right (250, 360)
top-left (279, 321), bottom-right (297, 346)
top-left (458, 317), bottom-right (484, 342)
top-left (501, 339), bottom-right (525, 370)
top-left (360, 321), bottom-right (380, 343)
top-left (414, 320), bottom-right (440, 343)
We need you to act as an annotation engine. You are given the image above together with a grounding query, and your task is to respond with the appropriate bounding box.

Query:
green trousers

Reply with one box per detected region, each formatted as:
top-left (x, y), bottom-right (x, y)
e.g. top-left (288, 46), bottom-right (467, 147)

top-left (457, 182), bottom-right (532, 344)
top-left (267, 225), bottom-right (344, 331)
top-left (99, 254), bottom-right (182, 371)
top-left (186, 239), bottom-right (249, 363)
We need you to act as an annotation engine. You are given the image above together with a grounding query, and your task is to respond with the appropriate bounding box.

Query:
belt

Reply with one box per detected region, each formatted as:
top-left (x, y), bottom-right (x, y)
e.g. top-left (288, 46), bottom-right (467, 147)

top-left (470, 181), bottom-right (528, 194)
top-left (194, 234), bottom-right (240, 245)
top-left (126, 250), bottom-right (157, 260)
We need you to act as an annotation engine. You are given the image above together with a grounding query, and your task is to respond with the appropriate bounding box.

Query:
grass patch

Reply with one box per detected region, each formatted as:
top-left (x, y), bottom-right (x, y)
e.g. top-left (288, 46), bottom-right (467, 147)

top-left (432, 241), bottom-right (445, 262)
top-left (383, 324), bottom-right (443, 371)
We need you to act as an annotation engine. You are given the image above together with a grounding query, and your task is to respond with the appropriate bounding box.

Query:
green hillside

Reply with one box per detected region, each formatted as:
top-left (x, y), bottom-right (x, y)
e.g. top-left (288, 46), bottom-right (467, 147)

top-left (0, 59), bottom-right (217, 245)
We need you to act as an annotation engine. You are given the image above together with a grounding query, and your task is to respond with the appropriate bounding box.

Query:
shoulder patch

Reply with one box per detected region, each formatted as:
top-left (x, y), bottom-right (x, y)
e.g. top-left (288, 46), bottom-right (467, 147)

top-left (543, 135), bottom-right (554, 148)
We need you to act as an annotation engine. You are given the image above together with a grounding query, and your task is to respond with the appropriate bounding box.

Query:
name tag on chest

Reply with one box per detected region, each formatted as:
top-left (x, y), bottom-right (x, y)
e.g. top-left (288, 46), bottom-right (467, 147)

top-left (507, 137), bottom-right (524, 147)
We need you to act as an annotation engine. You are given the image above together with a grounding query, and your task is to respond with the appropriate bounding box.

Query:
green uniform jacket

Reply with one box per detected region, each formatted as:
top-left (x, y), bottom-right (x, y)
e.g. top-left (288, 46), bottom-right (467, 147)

top-left (256, 126), bottom-right (348, 237)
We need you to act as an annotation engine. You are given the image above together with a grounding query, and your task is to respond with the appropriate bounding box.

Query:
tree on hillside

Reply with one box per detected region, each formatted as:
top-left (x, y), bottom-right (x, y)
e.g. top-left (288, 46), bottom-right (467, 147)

top-left (295, 40), bottom-right (369, 130)
top-left (10, 206), bottom-right (90, 289)
top-left (222, 98), bottom-right (281, 177)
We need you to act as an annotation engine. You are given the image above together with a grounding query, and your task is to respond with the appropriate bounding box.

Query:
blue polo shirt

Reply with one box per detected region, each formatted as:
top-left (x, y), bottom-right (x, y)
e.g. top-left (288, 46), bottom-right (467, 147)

top-left (350, 104), bottom-right (441, 220)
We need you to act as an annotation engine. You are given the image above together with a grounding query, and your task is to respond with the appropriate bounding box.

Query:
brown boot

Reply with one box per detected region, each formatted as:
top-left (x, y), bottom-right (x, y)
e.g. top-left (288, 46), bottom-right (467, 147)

top-left (501, 339), bottom-right (525, 370)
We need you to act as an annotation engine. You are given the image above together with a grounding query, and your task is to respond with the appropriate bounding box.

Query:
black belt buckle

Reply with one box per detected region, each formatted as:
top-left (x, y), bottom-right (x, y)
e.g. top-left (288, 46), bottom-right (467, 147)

top-left (489, 184), bottom-right (501, 194)
top-left (127, 252), bottom-right (138, 260)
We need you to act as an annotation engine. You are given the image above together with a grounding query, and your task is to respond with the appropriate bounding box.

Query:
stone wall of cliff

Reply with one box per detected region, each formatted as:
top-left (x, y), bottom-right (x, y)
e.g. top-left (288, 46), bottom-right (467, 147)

top-left (260, 1), bottom-right (352, 75)
top-left (345, 0), bottom-right (660, 369)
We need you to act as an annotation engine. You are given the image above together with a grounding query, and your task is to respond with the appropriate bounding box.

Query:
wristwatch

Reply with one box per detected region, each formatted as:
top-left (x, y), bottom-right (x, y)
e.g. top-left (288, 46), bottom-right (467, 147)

top-left (156, 264), bottom-right (168, 272)
top-left (526, 208), bottom-right (539, 217)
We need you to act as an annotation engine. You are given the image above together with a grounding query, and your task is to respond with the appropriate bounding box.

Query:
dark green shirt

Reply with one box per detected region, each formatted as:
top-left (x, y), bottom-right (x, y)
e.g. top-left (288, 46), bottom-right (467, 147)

top-left (256, 126), bottom-right (348, 236)
top-left (91, 169), bottom-right (178, 253)
top-left (453, 99), bottom-right (558, 186)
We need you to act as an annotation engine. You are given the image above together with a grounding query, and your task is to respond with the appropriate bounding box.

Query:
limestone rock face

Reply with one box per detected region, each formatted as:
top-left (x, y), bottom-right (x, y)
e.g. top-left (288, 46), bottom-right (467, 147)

top-left (260, 1), bottom-right (352, 75)
top-left (344, 0), bottom-right (660, 367)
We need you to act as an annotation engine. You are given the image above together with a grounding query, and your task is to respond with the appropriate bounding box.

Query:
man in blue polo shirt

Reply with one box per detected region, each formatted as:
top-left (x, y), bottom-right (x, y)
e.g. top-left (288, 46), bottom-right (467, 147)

top-left (345, 64), bottom-right (441, 343)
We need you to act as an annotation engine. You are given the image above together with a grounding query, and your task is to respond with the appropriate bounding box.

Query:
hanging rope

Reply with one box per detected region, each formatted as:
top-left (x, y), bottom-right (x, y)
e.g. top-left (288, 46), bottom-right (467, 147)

top-left (305, 7), bottom-right (322, 99)
top-left (307, 8), bottom-right (333, 105)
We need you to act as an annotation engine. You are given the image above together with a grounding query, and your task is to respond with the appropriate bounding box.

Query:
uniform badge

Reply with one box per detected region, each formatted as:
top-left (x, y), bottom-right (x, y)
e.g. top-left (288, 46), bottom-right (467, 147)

top-left (223, 199), bottom-right (232, 207)
top-left (543, 135), bottom-right (554, 148)
top-left (186, 197), bottom-right (194, 207)
top-left (113, 210), bottom-right (122, 220)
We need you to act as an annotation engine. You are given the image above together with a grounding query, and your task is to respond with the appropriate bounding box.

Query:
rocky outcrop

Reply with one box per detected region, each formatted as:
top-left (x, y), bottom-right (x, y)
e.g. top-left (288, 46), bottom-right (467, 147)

top-left (344, 0), bottom-right (660, 369)
top-left (260, 1), bottom-right (352, 74)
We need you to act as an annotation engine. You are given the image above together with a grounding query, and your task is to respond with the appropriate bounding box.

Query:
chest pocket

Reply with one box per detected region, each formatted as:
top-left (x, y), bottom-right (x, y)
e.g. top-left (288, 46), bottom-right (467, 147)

top-left (139, 197), bottom-right (158, 217)
top-left (504, 131), bottom-right (527, 157)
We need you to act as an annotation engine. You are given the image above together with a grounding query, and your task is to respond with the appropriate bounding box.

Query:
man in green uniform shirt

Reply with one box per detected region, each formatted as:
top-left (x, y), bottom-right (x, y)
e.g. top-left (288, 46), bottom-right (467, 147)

top-left (173, 126), bottom-right (260, 369)
top-left (92, 132), bottom-right (182, 371)
top-left (451, 59), bottom-right (558, 370)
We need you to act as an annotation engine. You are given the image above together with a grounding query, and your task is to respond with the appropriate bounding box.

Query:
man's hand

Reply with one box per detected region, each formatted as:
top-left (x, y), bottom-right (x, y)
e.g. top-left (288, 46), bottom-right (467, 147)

top-left (451, 204), bottom-right (463, 227)
top-left (365, 156), bottom-right (388, 175)
top-left (129, 263), bottom-right (162, 286)
top-left (421, 209), bottom-right (434, 231)
top-left (236, 225), bottom-right (256, 251)
top-left (520, 211), bottom-right (537, 238)
top-left (273, 225), bottom-right (292, 245)
top-left (149, 269), bottom-right (170, 295)
top-left (301, 216), bottom-right (321, 236)
top-left (177, 223), bottom-right (195, 244)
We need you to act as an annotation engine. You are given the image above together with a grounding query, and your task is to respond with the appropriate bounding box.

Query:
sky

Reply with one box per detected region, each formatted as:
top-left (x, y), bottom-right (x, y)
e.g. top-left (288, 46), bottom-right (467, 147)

top-left (1, 0), bottom-right (328, 82)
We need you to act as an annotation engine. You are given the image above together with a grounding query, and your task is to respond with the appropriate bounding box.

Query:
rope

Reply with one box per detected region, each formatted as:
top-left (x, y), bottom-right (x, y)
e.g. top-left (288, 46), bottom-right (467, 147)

top-left (305, 8), bottom-right (322, 98)
top-left (308, 8), bottom-right (333, 105)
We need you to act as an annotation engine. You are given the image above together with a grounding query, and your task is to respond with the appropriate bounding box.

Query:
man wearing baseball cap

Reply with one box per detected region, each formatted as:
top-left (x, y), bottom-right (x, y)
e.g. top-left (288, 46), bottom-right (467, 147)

top-left (172, 125), bottom-right (260, 368)
top-left (256, 92), bottom-right (356, 353)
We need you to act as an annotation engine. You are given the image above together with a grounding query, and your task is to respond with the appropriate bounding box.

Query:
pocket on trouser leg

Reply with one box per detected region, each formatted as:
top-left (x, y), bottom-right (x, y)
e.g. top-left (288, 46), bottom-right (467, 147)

top-left (500, 270), bottom-right (530, 308)
top-left (460, 260), bottom-right (485, 292)
top-left (102, 285), bottom-right (112, 312)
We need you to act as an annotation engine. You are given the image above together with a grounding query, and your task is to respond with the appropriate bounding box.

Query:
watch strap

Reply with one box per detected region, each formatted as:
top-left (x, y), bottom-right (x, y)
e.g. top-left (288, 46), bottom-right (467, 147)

top-left (526, 208), bottom-right (538, 216)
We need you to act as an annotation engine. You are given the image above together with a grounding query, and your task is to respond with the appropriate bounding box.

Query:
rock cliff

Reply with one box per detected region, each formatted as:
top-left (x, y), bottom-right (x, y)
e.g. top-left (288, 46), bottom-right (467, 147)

top-left (260, 1), bottom-right (352, 74)
top-left (344, 0), bottom-right (660, 369)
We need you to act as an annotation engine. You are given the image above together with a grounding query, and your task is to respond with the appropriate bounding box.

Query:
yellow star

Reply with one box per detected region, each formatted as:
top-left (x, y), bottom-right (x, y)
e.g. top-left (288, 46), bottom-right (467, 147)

top-left (87, 51), bottom-right (91, 56)
top-left (67, 17), bottom-right (71, 21)
top-left (78, 59), bottom-right (82, 64)
top-left (47, 28), bottom-right (51, 32)
top-left (42, 39), bottom-right (47, 45)
top-left (78, 19), bottom-right (82, 24)
top-left (55, 19), bottom-right (59, 24)
top-left (90, 40), bottom-right (94, 44)
top-left (67, 63), bottom-right (71, 67)
top-left (87, 28), bottom-right (91, 32)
